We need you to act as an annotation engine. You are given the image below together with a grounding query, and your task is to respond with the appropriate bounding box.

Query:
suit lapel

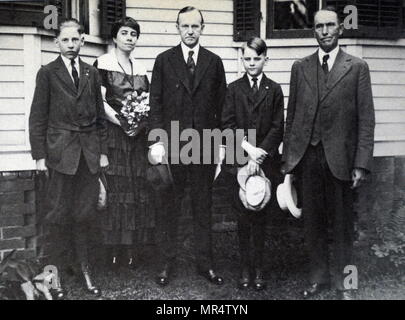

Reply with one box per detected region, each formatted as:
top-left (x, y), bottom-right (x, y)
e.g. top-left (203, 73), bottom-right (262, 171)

top-left (77, 59), bottom-right (89, 98)
top-left (54, 56), bottom-right (77, 95)
top-left (302, 52), bottom-right (319, 98)
top-left (168, 45), bottom-right (192, 95)
top-left (192, 47), bottom-right (212, 93)
top-left (240, 73), bottom-right (253, 99)
top-left (321, 49), bottom-right (352, 102)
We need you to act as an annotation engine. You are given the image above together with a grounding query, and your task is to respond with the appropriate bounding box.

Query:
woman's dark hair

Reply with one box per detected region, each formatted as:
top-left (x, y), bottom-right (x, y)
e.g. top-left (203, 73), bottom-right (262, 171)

top-left (111, 17), bottom-right (140, 39)
top-left (242, 37), bottom-right (267, 56)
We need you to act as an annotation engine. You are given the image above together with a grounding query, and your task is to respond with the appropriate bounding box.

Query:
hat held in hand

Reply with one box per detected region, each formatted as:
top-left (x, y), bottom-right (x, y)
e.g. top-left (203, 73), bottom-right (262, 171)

top-left (237, 165), bottom-right (271, 212)
top-left (276, 174), bottom-right (302, 218)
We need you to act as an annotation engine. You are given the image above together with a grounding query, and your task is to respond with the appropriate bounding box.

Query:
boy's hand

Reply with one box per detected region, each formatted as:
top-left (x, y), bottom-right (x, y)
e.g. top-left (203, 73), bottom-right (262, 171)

top-left (36, 159), bottom-right (48, 177)
top-left (241, 138), bottom-right (268, 165)
top-left (247, 159), bottom-right (260, 176)
top-left (100, 154), bottom-right (109, 169)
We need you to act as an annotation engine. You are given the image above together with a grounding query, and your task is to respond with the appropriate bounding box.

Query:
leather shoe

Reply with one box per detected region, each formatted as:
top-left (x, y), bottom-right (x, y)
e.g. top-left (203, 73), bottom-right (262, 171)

top-left (51, 287), bottom-right (66, 300)
top-left (156, 264), bottom-right (170, 287)
top-left (302, 283), bottom-right (330, 299)
top-left (199, 269), bottom-right (224, 285)
top-left (338, 290), bottom-right (356, 300)
top-left (238, 268), bottom-right (250, 289)
top-left (253, 269), bottom-right (266, 291)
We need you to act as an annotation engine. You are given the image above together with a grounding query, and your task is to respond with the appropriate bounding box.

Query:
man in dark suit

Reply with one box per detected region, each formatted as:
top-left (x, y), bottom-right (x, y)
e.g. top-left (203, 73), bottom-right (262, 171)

top-left (282, 8), bottom-right (375, 300)
top-left (29, 19), bottom-right (108, 298)
top-left (149, 6), bottom-right (226, 286)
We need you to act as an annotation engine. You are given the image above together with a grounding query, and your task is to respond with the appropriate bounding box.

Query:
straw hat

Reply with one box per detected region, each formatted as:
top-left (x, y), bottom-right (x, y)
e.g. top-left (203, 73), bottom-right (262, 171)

top-left (276, 174), bottom-right (302, 218)
top-left (237, 165), bottom-right (271, 212)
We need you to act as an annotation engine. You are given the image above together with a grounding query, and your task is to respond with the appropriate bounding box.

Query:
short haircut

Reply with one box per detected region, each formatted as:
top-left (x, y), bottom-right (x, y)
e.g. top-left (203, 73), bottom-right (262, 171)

top-left (55, 18), bottom-right (83, 37)
top-left (176, 6), bottom-right (204, 25)
top-left (314, 6), bottom-right (341, 24)
top-left (111, 17), bottom-right (141, 39)
top-left (242, 37), bottom-right (267, 56)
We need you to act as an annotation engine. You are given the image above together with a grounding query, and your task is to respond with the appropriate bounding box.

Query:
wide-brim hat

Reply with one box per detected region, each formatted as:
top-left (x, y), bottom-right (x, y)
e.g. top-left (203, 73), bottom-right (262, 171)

top-left (276, 174), bottom-right (302, 218)
top-left (146, 163), bottom-right (174, 191)
top-left (237, 165), bottom-right (271, 212)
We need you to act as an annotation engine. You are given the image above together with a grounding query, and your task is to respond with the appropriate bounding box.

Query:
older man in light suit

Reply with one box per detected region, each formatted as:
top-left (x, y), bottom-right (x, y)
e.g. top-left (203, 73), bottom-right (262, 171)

top-left (282, 7), bottom-right (375, 300)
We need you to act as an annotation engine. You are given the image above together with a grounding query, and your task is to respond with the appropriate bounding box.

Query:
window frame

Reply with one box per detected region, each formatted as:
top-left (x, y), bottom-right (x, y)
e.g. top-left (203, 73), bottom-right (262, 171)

top-left (264, 0), bottom-right (404, 40)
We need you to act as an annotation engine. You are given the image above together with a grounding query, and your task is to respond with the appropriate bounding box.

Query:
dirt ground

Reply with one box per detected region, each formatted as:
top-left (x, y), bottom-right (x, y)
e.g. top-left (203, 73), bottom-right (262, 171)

top-left (63, 219), bottom-right (405, 300)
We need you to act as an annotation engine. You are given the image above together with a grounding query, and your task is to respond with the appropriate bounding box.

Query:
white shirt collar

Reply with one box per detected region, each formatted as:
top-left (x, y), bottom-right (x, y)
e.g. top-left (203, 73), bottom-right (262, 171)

top-left (247, 73), bottom-right (263, 88)
top-left (61, 55), bottom-right (80, 79)
top-left (180, 42), bottom-right (200, 65)
top-left (318, 45), bottom-right (340, 71)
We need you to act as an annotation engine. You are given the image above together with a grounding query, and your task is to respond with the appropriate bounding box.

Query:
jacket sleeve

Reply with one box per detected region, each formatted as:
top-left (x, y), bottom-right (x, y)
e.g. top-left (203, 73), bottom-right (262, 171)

top-left (214, 56), bottom-right (227, 129)
top-left (94, 67), bottom-right (108, 155)
top-left (221, 84), bottom-right (236, 132)
top-left (354, 61), bottom-right (375, 172)
top-left (29, 67), bottom-right (50, 160)
top-left (281, 61), bottom-right (299, 164)
top-left (259, 84), bottom-right (285, 159)
top-left (149, 54), bottom-right (164, 145)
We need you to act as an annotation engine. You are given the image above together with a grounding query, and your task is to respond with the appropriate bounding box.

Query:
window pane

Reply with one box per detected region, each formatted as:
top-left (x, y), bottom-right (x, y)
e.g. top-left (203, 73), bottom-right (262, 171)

top-left (273, 0), bottom-right (318, 30)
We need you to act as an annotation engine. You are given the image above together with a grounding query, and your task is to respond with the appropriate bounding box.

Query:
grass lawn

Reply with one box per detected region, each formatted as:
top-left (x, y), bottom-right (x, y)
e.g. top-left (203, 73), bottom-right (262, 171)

top-left (63, 217), bottom-right (405, 300)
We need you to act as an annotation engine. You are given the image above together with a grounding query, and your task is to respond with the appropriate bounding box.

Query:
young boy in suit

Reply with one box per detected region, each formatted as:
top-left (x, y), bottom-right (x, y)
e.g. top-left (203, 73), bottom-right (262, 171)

top-left (29, 19), bottom-right (108, 299)
top-left (221, 37), bottom-right (284, 290)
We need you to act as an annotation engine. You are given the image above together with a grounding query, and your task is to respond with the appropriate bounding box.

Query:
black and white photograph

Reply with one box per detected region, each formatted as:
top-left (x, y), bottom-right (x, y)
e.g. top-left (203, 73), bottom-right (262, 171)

top-left (0, 0), bottom-right (404, 305)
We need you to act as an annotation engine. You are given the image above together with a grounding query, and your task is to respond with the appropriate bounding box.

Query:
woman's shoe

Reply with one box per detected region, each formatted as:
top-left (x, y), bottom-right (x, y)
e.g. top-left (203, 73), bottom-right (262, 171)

top-left (81, 263), bottom-right (102, 297)
top-left (51, 287), bottom-right (66, 300)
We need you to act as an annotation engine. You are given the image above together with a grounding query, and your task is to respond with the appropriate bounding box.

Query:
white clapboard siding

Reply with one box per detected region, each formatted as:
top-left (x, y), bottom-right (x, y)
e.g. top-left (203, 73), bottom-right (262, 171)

top-left (0, 82), bottom-right (24, 98)
top-left (129, 0), bottom-right (233, 12)
top-left (0, 34), bottom-right (24, 50)
top-left (366, 58), bottom-right (405, 72)
top-left (364, 46), bottom-right (405, 155)
top-left (0, 114), bottom-right (25, 130)
top-left (374, 141), bottom-right (405, 156)
top-left (126, 0), bottom-right (238, 87)
top-left (0, 130), bottom-right (25, 145)
top-left (374, 97), bottom-right (405, 110)
top-left (0, 66), bottom-right (24, 82)
top-left (0, 98), bottom-right (25, 114)
top-left (0, 49), bottom-right (24, 66)
top-left (127, 8), bottom-right (233, 24)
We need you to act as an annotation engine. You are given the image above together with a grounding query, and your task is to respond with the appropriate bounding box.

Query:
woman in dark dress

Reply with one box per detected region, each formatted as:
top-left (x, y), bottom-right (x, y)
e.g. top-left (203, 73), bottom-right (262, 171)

top-left (94, 17), bottom-right (154, 268)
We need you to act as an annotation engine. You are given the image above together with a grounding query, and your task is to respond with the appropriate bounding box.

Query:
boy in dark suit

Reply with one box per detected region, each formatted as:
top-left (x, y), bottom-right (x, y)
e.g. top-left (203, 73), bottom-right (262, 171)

top-left (29, 19), bottom-right (108, 298)
top-left (221, 37), bottom-right (284, 290)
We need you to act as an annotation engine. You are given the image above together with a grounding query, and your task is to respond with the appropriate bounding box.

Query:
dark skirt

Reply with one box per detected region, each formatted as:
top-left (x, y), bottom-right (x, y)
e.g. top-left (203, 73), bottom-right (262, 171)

top-left (102, 122), bottom-right (155, 245)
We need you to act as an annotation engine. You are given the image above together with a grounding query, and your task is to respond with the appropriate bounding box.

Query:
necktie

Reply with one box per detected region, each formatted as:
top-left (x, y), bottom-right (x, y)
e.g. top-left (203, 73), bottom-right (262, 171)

top-left (322, 54), bottom-right (330, 75)
top-left (252, 77), bottom-right (259, 97)
top-left (71, 59), bottom-right (80, 89)
top-left (187, 50), bottom-right (196, 77)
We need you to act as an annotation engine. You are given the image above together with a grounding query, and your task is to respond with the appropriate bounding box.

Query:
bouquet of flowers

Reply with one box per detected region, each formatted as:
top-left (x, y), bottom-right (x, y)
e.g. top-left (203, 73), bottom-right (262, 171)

top-left (116, 90), bottom-right (150, 137)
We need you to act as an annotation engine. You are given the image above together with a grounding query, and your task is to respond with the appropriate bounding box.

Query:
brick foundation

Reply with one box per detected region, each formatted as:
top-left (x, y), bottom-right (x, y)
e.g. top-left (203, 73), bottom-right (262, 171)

top-left (0, 171), bottom-right (37, 261)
